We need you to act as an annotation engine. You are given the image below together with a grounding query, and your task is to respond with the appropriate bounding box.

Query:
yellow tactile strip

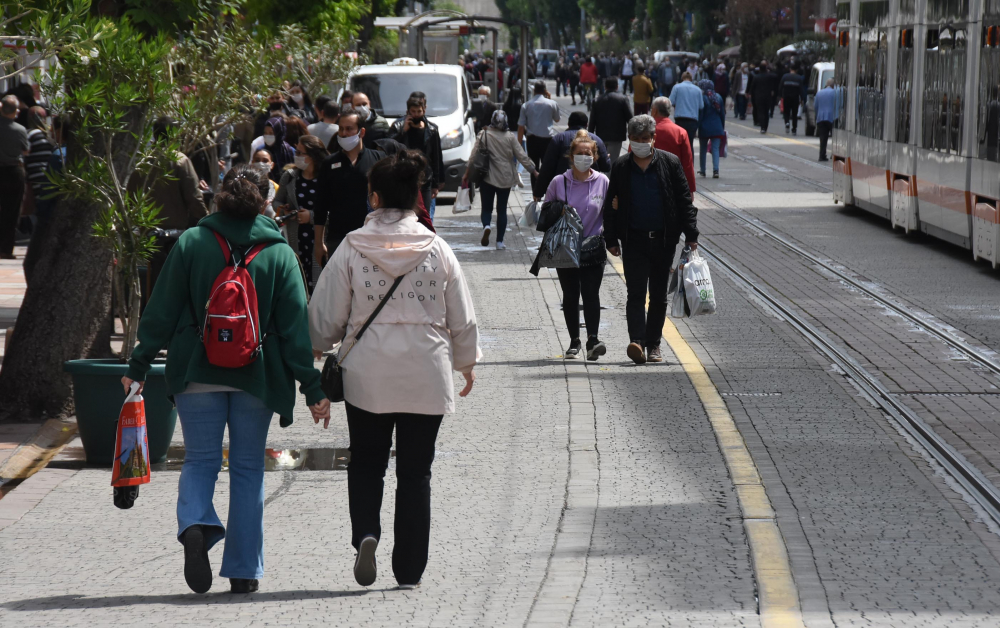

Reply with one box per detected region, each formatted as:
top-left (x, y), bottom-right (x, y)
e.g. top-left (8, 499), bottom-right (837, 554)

top-left (610, 257), bottom-right (805, 628)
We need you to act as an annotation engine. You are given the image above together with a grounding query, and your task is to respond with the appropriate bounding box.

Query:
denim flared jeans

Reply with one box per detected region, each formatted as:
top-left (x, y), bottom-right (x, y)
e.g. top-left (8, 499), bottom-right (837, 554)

top-left (174, 391), bottom-right (273, 580)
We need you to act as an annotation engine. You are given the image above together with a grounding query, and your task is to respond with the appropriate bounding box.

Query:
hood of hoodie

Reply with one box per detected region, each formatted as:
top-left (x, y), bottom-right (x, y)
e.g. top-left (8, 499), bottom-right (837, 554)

top-left (198, 212), bottom-right (288, 248)
top-left (345, 209), bottom-right (436, 277)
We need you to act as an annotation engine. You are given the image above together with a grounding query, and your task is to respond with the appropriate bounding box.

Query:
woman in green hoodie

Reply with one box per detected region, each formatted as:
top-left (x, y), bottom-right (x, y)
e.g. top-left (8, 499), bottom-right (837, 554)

top-left (123, 164), bottom-right (330, 595)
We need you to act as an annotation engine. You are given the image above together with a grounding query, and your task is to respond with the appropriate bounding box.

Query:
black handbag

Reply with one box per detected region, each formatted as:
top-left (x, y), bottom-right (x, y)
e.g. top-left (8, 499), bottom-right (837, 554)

top-left (536, 176), bottom-right (571, 232)
top-left (579, 234), bottom-right (607, 266)
top-left (320, 274), bottom-right (405, 403)
top-left (469, 130), bottom-right (490, 184)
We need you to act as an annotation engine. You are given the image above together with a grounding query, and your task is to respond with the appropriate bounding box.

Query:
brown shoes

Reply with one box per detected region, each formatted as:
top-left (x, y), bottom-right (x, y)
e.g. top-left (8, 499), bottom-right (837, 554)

top-left (627, 342), bottom-right (646, 365)
top-left (646, 346), bottom-right (663, 363)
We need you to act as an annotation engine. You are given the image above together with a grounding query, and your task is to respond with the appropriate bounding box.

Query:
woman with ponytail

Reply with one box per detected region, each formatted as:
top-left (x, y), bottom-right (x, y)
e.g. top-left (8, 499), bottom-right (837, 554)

top-left (309, 150), bottom-right (482, 590)
top-left (123, 164), bottom-right (329, 595)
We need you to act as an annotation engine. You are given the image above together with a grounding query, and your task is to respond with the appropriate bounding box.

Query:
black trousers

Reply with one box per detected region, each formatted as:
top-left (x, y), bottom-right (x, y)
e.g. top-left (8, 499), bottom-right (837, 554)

top-left (0, 165), bottom-right (25, 257)
top-left (675, 117), bottom-right (699, 159)
top-left (526, 135), bottom-right (552, 189)
top-left (622, 231), bottom-right (677, 348)
top-left (556, 264), bottom-right (605, 339)
top-left (817, 121), bottom-right (833, 160)
top-left (754, 98), bottom-right (771, 132)
top-left (346, 402), bottom-right (444, 585)
top-left (783, 95), bottom-right (800, 132)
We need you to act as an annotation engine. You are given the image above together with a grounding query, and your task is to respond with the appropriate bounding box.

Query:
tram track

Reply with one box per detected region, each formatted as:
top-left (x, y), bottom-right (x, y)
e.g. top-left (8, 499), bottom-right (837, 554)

top-left (694, 189), bottom-right (1000, 527)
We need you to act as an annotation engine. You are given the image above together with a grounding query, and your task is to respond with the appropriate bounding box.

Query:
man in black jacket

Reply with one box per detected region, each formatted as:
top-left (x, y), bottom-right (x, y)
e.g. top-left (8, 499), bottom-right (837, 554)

top-left (388, 94), bottom-right (445, 219)
top-left (589, 78), bottom-right (633, 161)
top-left (750, 60), bottom-right (779, 134)
top-left (778, 66), bottom-right (806, 135)
top-left (533, 111), bottom-right (611, 199)
top-left (315, 110), bottom-right (386, 263)
top-left (603, 114), bottom-right (698, 364)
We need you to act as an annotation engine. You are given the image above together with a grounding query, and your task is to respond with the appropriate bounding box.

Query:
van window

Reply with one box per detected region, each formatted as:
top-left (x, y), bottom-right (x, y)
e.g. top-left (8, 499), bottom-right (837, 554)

top-left (351, 73), bottom-right (458, 117)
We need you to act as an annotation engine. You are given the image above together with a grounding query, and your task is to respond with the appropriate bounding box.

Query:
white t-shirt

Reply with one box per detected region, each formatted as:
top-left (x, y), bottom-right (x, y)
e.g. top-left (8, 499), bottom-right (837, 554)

top-left (308, 121), bottom-right (338, 149)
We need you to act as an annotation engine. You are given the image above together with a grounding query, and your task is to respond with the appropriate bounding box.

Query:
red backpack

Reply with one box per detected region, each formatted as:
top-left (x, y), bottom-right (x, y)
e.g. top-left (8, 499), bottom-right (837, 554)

top-left (201, 232), bottom-right (269, 368)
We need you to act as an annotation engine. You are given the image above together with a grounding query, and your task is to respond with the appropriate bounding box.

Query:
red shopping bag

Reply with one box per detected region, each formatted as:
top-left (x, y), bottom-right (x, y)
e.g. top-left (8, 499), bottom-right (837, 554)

top-left (111, 382), bottom-right (151, 508)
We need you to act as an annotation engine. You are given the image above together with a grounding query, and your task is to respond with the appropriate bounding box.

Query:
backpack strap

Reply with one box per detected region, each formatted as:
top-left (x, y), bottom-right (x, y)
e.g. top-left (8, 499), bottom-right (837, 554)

top-left (213, 231), bottom-right (233, 266)
top-left (241, 243), bottom-right (268, 267)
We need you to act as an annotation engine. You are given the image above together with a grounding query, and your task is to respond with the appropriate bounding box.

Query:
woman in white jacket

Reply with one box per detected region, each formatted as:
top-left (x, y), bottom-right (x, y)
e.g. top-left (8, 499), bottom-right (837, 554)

top-left (309, 150), bottom-right (481, 590)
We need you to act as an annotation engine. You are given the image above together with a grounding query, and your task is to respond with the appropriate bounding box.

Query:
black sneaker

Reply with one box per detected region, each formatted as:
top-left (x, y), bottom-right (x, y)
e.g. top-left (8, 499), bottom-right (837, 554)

top-left (586, 337), bottom-right (606, 361)
top-left (354, 535), bottom-right (378, 586)
top-left (181, 525), bottom-right (213, 594)
top-left (713, 171), bottom-right (719, 179)
top-left (565, 338), bottom-right (582, 359)
top-left (230, 578), bottom-right (259, 593)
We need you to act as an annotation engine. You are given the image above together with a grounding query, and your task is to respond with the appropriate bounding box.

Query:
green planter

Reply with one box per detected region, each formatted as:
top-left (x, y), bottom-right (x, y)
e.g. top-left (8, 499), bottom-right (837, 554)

top-left (64, 359), bottom-right (177, 465)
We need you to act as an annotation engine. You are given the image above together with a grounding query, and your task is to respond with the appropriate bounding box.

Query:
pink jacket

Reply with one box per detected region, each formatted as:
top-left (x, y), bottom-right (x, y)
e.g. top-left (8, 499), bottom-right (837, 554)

top-left (309, 210), bottom-right (481, 415)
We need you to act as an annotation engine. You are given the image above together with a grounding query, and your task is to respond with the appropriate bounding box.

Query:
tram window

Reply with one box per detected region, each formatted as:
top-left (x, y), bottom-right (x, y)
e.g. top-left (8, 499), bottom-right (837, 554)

top-left (837, 2), bottom-right (850, 22)
top-left (856, 27), bottom-right (887, 140)
top-left (978, 25), bottom-right (1000, 160)
top-left (896, 29), bottom-right (914, 143)
top-left (923, 27), bottom-right (967, 153)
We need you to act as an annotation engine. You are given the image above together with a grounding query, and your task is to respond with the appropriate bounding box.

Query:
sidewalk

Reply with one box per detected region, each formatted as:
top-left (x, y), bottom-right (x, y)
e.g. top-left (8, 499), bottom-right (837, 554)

top-left (0, 246), bottom-right (26, 361)
top-left (0, 187), bottom-right (758, 626)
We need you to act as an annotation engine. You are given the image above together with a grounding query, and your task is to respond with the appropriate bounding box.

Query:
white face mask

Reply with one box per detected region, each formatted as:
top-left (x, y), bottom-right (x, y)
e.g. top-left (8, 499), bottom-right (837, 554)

top-left (573, 154), bottom-right (594, 172)
top-left (263, 135), bottom-right (275, 146)
top-left (252, 161), bottom-right (271, 175)
top-left (290, 93), bottom-right (304, 104)
top-left (337, 132), bottom-right (361, 151)
top-left (294, 155), bottom-right (309, 169)
top-left (630, 140), bottom-right (653, 158)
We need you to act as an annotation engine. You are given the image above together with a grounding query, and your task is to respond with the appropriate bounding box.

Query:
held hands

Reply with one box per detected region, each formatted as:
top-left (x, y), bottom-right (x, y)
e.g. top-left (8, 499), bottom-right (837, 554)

top-left (607, 246), bottom-right (621, 257)
top-left (459, 370), bottom-right (476, 397)
top-left (310, 399), bottom-right (332, 429)
top-left (120, 376), bottom-right (144, 395)
top-left (296, 209), bottom-right (310, 225)
top-left (688, 241), bottom-right (699, 251)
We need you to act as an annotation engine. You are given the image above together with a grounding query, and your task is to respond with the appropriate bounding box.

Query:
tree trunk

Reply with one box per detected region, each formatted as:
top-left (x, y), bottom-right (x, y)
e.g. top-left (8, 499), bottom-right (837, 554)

top-left (0, 194), bottom-right (112, 422)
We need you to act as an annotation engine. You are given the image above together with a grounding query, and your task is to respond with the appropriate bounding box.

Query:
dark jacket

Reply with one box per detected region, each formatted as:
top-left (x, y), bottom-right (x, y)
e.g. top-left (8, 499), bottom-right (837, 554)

top-left (387, 116), bottom-right (446, 190)
top-left (126, 213), bottom-right (324, 425)
top-left (532, 127), bottom-right (612, 197)
top-left (779, 72), bottom-right (807, 100)
top-left (362, 110), bottom-right (391, 142)
top-left (588, 91), bottom-right (633, 142)
top-left (601, 149), bottom-right (699, 250)
top-left (316, 145), bottom-right (386, 241)
top-left (127, 152), bottom-right (207, 231)
top-left (750, 71), bottom-right (779, 106)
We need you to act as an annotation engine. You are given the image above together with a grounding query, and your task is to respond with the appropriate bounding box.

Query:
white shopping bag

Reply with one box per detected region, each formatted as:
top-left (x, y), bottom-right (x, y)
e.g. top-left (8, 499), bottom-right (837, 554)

top-left (454, 187), bottom-right (473, 213)
top-left (669, 248), bottom-right (690, 318)
top-left (518, 200), bottom-right (540, 227)
top-left (682, 249), bottom-right (717, 316)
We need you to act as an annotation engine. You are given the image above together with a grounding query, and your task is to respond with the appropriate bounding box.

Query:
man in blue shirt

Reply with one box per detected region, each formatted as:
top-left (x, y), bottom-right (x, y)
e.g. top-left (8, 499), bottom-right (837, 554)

top-left (518, 80), bottom-right (560, 189)
top-left (814, 78), bottom-right (838, 162)
top-left (668, 72), bottom-right (704, 157)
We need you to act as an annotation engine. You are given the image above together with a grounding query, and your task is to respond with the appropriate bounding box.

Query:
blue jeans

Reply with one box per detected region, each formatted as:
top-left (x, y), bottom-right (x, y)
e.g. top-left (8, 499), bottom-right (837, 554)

top-left (479, 182), bottom-right (510, 243)
top-left (429, 196), bottom-right (436, 221)
top-left (700, 137), bottom-right (721, 174)
top-left (174, 391), bottom-right (273, 579)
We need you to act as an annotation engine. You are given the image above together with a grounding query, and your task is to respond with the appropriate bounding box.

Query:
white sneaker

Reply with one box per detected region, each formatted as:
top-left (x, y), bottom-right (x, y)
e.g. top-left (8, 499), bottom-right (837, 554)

top-left (354, 535), bottom-right (378, 586)
top-left (496, 242), bottom-right (506, 250)
top-left (481, 227), bottom-right (491, 247)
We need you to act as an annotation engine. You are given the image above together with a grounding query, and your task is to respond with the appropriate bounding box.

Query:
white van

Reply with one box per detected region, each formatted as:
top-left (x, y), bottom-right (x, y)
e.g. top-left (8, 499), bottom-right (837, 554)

top-left (804, 61), bottom-right (835, 136)
top-left (348, 58), bottom-right (476, 191)
top-left (535, 49), bottom-right (559, 77)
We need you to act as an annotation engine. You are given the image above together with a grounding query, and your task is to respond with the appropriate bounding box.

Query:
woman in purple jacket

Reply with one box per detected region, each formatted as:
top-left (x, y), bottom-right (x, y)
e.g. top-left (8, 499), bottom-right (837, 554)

top-left (543, 130), bottom-right (611, 361)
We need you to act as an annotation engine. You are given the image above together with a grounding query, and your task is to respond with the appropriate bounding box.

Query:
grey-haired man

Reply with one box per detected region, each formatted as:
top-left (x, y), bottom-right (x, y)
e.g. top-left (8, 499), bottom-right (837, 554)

top-left (602, 114), bottom-right (699, 364)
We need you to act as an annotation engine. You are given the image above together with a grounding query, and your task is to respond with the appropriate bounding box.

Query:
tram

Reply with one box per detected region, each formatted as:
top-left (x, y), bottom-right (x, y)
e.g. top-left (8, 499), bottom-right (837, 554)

top-left (832, 0), bottom-right (1000, 267)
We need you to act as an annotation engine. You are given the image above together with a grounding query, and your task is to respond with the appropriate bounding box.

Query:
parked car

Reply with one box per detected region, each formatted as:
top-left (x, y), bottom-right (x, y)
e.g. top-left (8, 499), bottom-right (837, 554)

top-left (804, 61), bottom-right (835, 136)
top-left (348, 58), bottom-right (476, 191)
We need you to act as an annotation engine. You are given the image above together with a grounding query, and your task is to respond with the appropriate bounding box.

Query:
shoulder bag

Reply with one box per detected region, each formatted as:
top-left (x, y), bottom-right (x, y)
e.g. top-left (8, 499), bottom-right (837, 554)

top-left (469, 130), bottom-right (490, 185)
top-left (320, 274), bottom-right (405, 403)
